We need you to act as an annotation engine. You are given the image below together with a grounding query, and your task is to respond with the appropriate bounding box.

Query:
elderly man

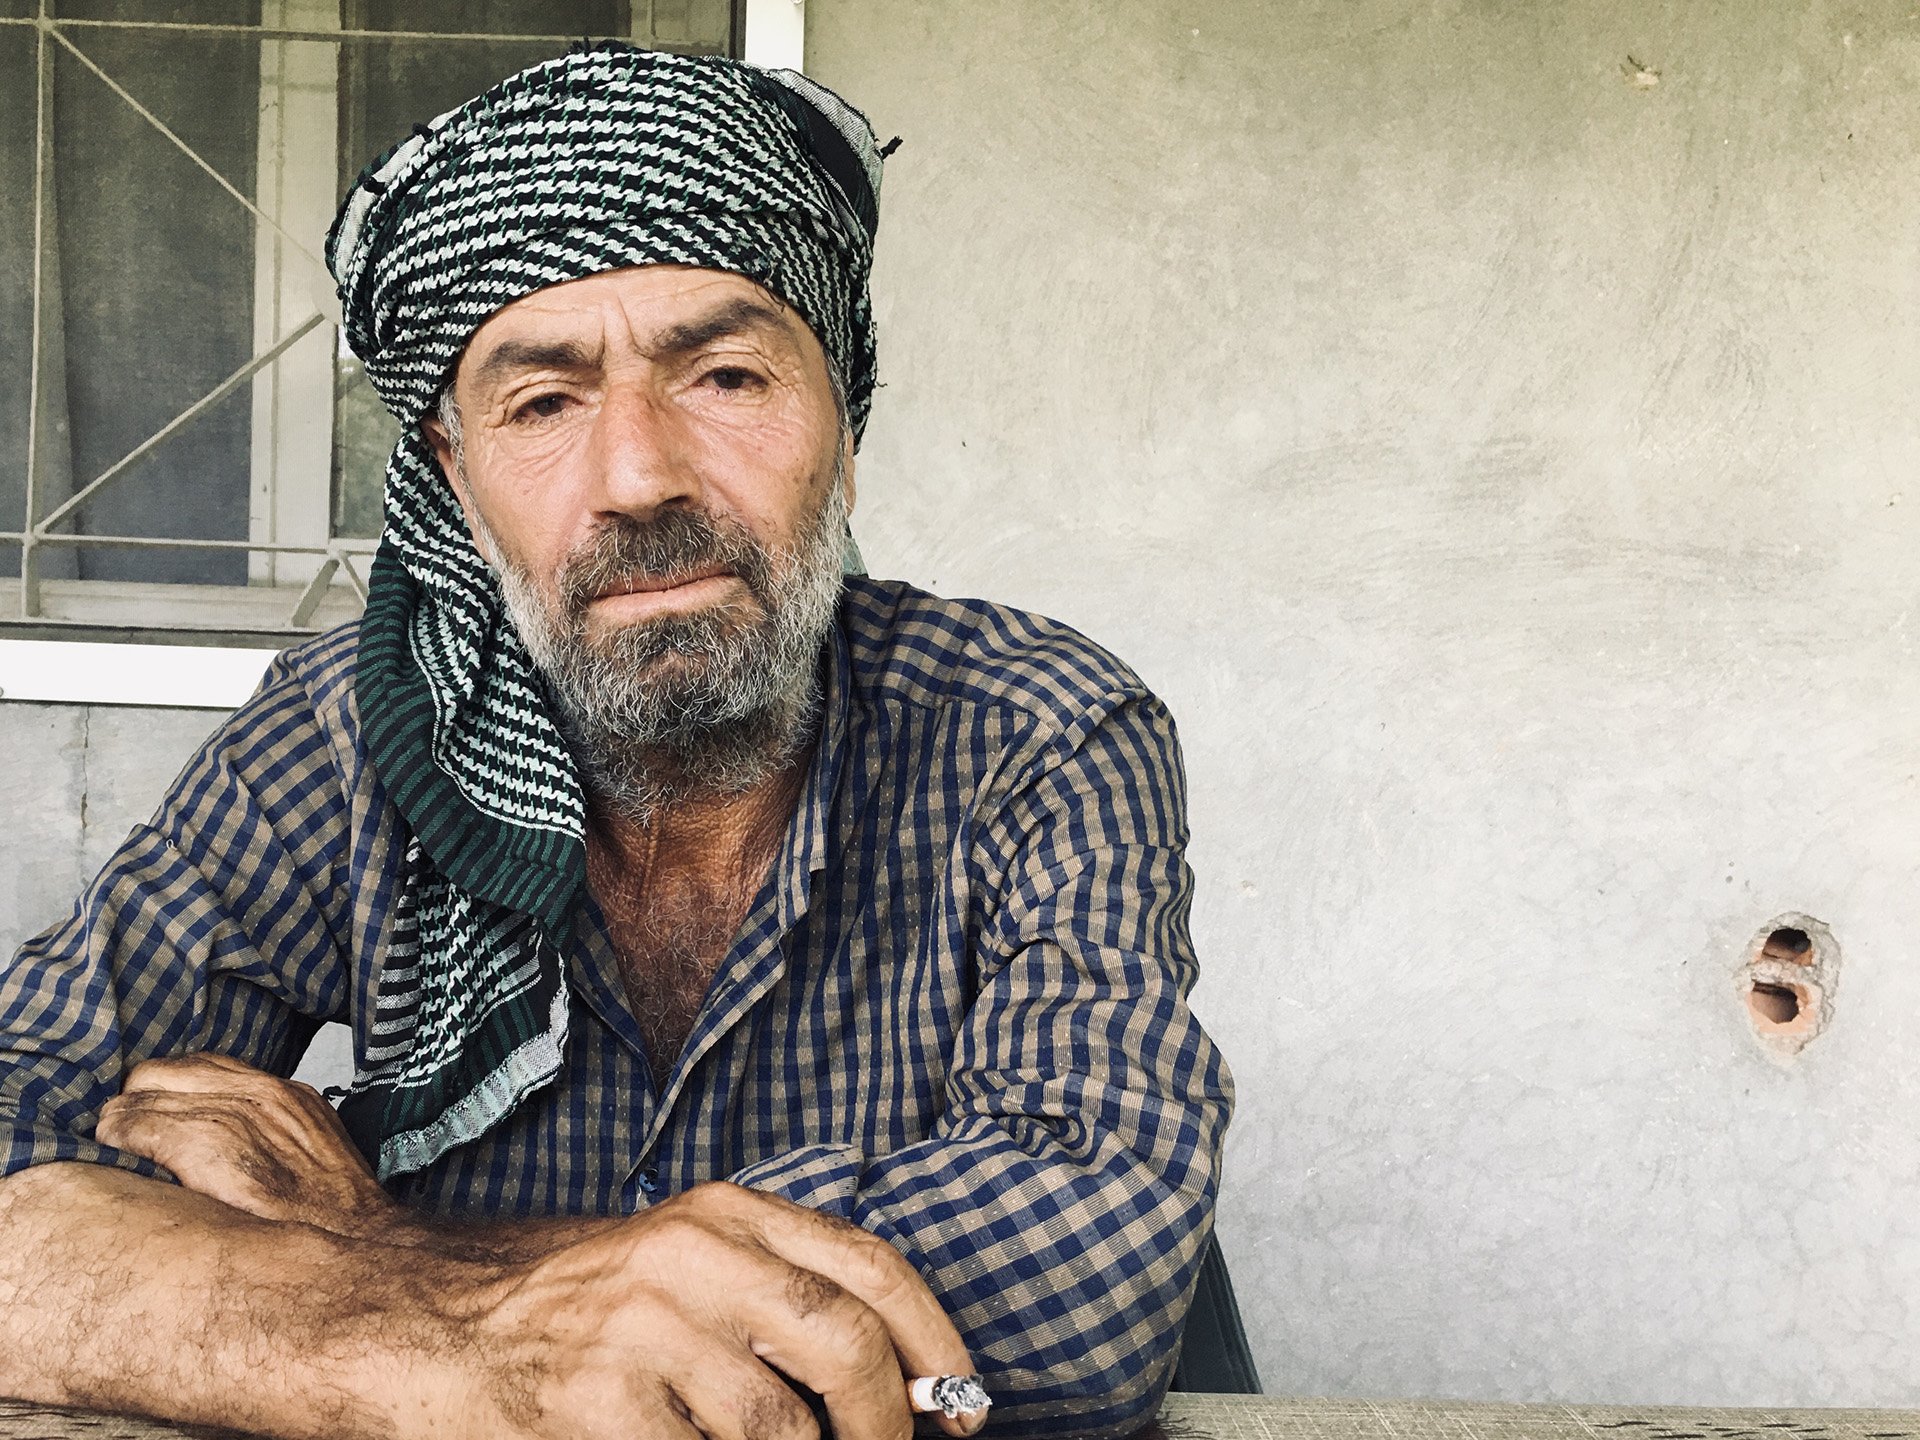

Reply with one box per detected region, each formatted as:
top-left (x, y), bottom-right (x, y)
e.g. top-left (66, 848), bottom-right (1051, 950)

top-left (0, 44), bottom-right (1230, 1440)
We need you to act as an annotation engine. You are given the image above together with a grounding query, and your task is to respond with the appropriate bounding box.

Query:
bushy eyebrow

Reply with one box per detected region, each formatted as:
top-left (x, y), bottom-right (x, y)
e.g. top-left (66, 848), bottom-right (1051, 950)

top-left (466, 297), bottom-right (796, 393)
top-left (468, 338), bottom-right (600, 391)
top-left (648, 296), bottom-right (795, 360)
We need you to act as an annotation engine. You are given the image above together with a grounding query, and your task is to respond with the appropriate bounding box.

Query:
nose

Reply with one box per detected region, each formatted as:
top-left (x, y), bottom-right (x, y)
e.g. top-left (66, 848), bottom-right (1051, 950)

top-left (585, 379), bottom-right (703, 519)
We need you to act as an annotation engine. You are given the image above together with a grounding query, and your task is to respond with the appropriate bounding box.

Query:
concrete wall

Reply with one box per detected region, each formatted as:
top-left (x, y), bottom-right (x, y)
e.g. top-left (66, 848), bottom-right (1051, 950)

top-left (805, 0), bottom-right (1920, 1412)
top-left (1, 705), bottom-right (220, 952)
top-left (5, 0), bottom-right (1919, 1412)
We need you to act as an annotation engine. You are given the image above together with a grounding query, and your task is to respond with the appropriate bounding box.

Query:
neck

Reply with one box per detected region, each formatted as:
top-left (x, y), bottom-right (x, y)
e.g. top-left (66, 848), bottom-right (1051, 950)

top-left (584, 743), bottom-right (809, 897)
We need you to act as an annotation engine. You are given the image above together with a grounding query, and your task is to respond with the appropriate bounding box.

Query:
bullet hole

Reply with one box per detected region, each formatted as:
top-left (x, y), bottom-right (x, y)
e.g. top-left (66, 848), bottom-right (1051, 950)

top-left (1738, 914), bottom-right (1838, 1057)
top-left (1747, 981), bottom-right (1801, 1026)
top-left (1761, 928), bottom-right (1812, 962)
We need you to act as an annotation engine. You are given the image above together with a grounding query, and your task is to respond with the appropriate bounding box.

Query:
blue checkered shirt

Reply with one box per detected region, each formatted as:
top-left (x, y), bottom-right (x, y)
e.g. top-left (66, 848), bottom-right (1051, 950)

top-left (0, 577), bottom-right (1232, 1436)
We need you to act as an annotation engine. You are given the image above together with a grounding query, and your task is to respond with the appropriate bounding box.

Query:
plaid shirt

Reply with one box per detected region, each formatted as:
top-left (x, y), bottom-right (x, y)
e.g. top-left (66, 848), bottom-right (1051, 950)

top-left (0, 577), bottom-right (1232, 1437)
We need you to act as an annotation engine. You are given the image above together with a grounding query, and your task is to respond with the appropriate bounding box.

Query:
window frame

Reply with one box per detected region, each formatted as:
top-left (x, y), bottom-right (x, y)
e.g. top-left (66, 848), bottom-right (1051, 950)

top-left (0, 0), bottom-right (799, 708)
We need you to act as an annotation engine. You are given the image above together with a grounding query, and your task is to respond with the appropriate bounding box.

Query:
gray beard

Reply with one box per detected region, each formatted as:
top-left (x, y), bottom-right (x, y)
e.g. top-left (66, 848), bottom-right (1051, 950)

top-left (468, 472), bottom-right (849, 825)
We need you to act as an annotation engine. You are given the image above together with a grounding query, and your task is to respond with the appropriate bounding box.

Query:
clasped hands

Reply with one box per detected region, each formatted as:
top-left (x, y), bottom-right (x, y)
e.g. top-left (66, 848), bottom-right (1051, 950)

top-left (96, 1052), bottom-right (983, 1440)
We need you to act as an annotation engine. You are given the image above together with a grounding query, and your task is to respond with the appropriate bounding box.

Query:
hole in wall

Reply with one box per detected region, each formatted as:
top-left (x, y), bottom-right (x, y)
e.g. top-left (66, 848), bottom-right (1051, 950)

top-left (1738, 913), bottom-right (1838, 1057)
top-left (1748, 981), bottom-right (1801, 1027)
top-left (1761, 928), bottom-right (1812, 963)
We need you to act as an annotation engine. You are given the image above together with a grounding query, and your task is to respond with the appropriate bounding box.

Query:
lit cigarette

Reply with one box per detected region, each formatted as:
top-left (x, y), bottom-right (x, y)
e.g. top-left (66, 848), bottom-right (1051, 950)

top-left (907, 1373), bottom-right (992, 1419)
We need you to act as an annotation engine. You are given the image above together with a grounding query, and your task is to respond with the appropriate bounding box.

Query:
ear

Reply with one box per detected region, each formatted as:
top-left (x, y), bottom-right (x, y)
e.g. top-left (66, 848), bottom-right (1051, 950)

top-left (421, 412), bottom-right (459, 490)
top-left (839, 432), bottom-right (857, 516)
top-left (420, 411), bottom-right (491, 562)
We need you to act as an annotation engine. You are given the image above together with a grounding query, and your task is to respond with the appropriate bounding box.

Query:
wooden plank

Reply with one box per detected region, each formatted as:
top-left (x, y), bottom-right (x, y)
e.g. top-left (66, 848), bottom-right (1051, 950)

top-left (4, 1396), bottom-right (1917, 1440)
top-left (1154, 1398), bottom-right (1920, 1440)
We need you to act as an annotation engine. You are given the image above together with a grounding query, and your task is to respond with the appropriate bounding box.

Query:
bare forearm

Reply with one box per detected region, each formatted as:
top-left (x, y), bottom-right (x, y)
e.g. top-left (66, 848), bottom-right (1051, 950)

top-left (374, 1206), bottom-right (609, 1264)
top-left (0, 1163), bottom-right (497, 1440)
top-left (45, 1055), bottom-right (985, 1439)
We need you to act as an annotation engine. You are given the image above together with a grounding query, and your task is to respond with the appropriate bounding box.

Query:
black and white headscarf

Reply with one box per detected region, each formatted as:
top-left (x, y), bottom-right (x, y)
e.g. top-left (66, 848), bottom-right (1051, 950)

top-left (323, 43), bottom-right (886, 1179)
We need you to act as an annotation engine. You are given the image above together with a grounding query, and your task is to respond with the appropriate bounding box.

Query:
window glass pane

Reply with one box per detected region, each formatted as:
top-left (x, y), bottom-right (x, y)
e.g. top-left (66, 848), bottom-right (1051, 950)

top-left (331, 345), bottom-right (395, 539)
top-left (43, 3), bottom-right (262, 585)
top-left (338, 2), bottom-right (630, 179)
top-left (2, 0), bottom-right (740, 618)
top-left (56, 0), bottom-right (249, 16)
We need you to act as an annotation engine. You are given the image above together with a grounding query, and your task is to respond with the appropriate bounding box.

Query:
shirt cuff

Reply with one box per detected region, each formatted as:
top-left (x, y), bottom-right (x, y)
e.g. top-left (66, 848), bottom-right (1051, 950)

top-left (3, 1121), bottom-right (167, 1182)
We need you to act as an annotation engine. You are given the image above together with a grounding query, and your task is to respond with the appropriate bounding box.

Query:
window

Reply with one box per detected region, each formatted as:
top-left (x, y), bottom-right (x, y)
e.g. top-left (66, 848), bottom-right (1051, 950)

top-left (0, 0), bottom-right (755, 655)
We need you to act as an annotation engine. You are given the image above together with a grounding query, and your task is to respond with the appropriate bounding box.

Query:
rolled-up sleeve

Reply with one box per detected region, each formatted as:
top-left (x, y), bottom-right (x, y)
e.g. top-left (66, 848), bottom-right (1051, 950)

top-left (734, 692), bottom-right (1233, 1439)
top-left (1, 670), bottom-right (355, 1180)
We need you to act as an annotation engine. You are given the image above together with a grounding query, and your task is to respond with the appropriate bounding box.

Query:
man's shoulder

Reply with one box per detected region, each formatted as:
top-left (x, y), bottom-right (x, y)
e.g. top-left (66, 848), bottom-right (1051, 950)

top-left (839, 577), bottom-right (1158, 731)
top-left (139, 621), bottom-right (365, 847)
top-left (251, 620), bottom-right (361, 726)
top-left (197, 621), bottom-right (363, 774)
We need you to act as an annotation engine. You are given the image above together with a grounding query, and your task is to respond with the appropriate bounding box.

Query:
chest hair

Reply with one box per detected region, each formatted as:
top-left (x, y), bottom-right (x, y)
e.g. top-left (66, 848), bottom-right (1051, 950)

top-left (587, 840), bottom-right (776, 1093)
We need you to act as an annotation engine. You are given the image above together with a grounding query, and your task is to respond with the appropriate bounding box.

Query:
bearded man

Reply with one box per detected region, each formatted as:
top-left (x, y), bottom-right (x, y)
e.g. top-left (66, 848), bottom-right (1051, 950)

top-left (0, 45), bottom-right (1231, 1440)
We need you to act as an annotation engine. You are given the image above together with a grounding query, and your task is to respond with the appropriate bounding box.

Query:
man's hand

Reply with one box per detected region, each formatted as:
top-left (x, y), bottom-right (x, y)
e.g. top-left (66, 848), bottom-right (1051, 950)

top-left (475, 1181), bottom-right (982, 1439)
top-left (96, 1051), bottom-right (399, 1238)
top-left (92, 1054), bottom-right (984, 1439)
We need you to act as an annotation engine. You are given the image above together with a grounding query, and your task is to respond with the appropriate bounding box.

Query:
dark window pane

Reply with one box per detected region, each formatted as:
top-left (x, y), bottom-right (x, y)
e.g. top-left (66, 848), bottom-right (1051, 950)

top-left (331, 348), bottom-right (396, 539)
top-left (50, 7), bottom-right (261, 584)
top-left (3, 0), bottom-right (742, 603)
top-left (337, 1), bottom-right (630, 181)
top-left (56, 0), bottom-right (251, 17)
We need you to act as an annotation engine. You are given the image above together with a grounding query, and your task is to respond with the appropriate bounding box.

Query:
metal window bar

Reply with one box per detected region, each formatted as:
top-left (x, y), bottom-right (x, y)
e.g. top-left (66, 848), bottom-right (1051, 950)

top-left (20, 0), bottom-right (51, 619)
top-left (4, 3), bottom-right (742, 634)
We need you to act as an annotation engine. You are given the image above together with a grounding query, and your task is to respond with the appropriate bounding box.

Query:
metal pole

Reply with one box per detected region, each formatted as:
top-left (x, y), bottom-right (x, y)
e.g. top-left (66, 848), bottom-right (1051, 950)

top-left (0, 17), bottom-right (632, 45)
top-left (21, 0), bottom-right (51, 617)
top-left (0, 532), bottom-right (375, 556)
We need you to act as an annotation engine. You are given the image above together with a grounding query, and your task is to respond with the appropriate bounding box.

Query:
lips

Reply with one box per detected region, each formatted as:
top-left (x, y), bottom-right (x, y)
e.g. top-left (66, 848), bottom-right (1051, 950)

top-left (591, 567), bottom-right (731, 601)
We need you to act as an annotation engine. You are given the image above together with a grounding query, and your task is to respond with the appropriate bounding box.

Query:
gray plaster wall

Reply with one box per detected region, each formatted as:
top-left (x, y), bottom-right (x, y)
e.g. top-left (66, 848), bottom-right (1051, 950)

top-left (0, 705), bottom-right (220, 946)
top-left (804, 0), bottom-right (1920, 1414)
top-left (3, 0), bottom-right (1918, 1415)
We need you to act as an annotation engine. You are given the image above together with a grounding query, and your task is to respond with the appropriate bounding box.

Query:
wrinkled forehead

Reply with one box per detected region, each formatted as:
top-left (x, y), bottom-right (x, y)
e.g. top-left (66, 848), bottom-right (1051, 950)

top-left (452, 266), bottom-right (829, 393)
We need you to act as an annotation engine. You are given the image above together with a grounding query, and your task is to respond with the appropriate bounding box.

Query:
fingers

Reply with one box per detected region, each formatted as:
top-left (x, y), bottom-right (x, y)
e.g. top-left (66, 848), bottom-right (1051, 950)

top-left (98, 1089), bottom-right (299, 1211)
top-left (730, 1266), bottom-right (907, 1440)
top-left (119, 1054), bottom-right (344, 1140)
top-left (122, 1051), bottom-right (324, 1104)
top-left (667, 1184), bottom-right (978, 1440)
top-left (702, 1185), bottom-right (974, 1377)
top-left (670, 1353), bottom-right (822, 1440)
top-left (98, 1053), bottom-right (389, 1232)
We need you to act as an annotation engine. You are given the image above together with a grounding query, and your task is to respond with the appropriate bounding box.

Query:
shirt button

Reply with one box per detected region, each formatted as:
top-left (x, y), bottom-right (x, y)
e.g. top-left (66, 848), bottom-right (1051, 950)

top-left (638, 1167), bottom-right (659, 1194)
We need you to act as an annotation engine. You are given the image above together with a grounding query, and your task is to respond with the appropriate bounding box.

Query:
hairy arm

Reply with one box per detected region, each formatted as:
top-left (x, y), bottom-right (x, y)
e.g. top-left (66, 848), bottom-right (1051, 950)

top-left (0, 1161), bottom-right (490, 1438)
top-left (0, 1153), bottom-right (980, 1440)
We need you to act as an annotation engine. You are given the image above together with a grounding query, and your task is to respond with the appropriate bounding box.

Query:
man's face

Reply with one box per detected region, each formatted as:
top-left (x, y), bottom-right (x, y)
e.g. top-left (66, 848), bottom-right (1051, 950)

top-left (425, 266), bottom-right (854, 779)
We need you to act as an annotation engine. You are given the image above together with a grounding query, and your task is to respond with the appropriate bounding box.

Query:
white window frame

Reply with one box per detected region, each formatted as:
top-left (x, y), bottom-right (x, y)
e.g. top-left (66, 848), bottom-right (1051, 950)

top-left (0, 0), bottom-right (800, 709)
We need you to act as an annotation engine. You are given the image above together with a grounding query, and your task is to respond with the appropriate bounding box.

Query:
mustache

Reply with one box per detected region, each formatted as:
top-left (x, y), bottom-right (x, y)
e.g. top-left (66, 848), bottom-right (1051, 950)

top-left (557, 508), bottom-right (773, 617)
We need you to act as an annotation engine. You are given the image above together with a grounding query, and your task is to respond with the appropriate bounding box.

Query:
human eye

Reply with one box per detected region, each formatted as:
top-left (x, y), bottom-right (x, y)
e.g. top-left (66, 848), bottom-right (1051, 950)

top-left (510, 390), bottom-right (574, 424)
top-left (703, 364), bottom-right (765, 394)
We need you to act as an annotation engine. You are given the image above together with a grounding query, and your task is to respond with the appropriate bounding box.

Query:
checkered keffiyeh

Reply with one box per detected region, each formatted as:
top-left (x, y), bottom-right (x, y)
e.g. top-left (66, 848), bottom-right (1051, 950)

top-left (321, 43), bottom-right (887, 1178)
